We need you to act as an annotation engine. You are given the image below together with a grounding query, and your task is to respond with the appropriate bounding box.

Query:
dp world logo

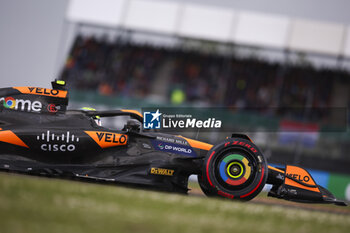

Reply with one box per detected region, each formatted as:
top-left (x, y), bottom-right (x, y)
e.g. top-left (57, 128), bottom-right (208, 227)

top-left (157, 143), bottom-right (164, 149)
top-left (143, 109), bottom-right (162, 129)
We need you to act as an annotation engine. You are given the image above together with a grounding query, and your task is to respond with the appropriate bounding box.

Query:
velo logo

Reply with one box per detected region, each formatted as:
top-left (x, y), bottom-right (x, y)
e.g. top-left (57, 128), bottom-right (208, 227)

top-left (85, 131), bottom-right (128, 148)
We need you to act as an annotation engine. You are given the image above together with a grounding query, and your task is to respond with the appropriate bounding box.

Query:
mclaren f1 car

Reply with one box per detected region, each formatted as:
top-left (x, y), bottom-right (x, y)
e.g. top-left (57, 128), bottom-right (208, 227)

top-left (0, 80), bottom-right (346, 206)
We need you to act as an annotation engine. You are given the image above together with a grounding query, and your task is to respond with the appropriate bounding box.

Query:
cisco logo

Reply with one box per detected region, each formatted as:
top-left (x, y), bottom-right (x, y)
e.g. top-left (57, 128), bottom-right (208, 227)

top-left (37, 131), bottom-right (79, 152)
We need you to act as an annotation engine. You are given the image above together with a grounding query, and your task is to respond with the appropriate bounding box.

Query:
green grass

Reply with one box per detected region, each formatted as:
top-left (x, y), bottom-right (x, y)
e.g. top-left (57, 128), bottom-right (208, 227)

top-left (0, 173), bottom-right (349, 233)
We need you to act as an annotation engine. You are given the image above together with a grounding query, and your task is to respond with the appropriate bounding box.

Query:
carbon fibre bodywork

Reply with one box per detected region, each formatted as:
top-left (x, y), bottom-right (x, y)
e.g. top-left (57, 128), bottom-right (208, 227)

top-left (0, 107), bottom-right (207, 193)
top-left (0, 82), bottom-right (347, 205)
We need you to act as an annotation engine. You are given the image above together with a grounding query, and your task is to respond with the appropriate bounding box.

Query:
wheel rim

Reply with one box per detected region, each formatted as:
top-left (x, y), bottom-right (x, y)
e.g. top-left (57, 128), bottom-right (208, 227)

top-left (226, 161), bottom-right (243, 178)
top-left (218, 154), bottom-right (252, 186)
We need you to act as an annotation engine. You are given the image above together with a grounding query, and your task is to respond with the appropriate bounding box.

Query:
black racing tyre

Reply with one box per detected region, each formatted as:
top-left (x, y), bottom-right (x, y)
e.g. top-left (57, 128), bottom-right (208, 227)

top-left (198, 174), bottom-right (216, 197)
top-left (201, 137), bottom-right (268, 201)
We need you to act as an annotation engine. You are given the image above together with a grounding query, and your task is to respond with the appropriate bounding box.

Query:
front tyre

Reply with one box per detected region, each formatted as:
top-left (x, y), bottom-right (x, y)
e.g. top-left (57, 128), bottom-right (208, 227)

top-left (201, 137), bottom-right (268, 201)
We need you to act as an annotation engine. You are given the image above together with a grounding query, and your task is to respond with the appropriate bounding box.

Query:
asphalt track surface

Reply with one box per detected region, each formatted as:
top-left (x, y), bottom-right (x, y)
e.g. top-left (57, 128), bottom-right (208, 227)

top-left (188, 188), bottom-right (350, 216)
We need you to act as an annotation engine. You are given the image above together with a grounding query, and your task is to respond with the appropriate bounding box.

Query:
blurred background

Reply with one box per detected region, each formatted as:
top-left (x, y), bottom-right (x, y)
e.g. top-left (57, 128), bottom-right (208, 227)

top-left (1, 0), bottom-right (350, 200)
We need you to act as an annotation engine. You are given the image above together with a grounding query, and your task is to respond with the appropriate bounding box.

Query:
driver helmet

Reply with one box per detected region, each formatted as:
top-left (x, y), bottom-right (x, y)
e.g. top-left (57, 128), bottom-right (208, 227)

top-left (81, 107), bottom-right (101, 126)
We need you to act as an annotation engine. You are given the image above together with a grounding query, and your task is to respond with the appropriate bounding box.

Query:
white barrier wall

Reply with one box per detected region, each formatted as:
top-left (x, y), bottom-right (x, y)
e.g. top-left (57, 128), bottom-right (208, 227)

top-left (123, 0), bottom-right (180, 34)
top-left (178, 4), bottom-right (235, 42)
top-left (67, 0), bottom-right (127, 27)
top-left (288, 19), bottom-right (345, 56)
top-left (343, 26), bottom-right (350, 57)
top-left (232, 11), bottom-right (290, 49)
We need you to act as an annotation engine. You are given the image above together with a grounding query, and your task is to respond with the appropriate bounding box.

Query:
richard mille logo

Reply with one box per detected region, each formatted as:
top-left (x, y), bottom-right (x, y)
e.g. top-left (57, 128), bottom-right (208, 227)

top-left (37, 131), bottom-right (79, 152)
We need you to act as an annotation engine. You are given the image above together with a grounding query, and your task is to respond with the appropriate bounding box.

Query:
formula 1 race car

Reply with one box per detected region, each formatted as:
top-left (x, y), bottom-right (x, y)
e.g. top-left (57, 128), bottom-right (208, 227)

top-left (0, 80), bottom-right (346, 206)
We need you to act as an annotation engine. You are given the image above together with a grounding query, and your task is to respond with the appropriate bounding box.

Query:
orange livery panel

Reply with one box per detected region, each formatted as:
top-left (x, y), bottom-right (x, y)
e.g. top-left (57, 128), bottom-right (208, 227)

top-left (0, 130), bottom-right (29, 148)
top-left (85, 131), bottom-right (128, 148)
top-left (285, 165), bottom-right (320, 193)
top-left (13, 87), bottom-right (68, 98)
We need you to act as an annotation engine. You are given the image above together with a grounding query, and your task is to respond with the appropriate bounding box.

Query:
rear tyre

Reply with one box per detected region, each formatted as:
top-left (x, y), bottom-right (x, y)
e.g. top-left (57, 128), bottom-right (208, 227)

top-left (201, 137), bottom-right (268, 201)
top-left (198, 174), bottom-right (216, 196)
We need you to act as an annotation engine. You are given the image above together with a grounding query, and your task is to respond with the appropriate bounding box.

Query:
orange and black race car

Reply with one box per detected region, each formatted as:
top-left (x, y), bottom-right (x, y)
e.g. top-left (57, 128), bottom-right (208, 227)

top-left (0, 80), bottom-right (346, 206)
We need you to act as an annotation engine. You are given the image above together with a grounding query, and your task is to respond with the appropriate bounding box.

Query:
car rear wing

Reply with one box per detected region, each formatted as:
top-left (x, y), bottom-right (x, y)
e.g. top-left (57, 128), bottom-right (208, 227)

top-left (0, 80), bottom-right (68, 114)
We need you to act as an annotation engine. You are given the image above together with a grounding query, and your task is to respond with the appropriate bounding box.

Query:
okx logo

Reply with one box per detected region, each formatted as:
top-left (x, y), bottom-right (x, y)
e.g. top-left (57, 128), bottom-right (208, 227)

top-left (143, 109), bottom-right (162, 129)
